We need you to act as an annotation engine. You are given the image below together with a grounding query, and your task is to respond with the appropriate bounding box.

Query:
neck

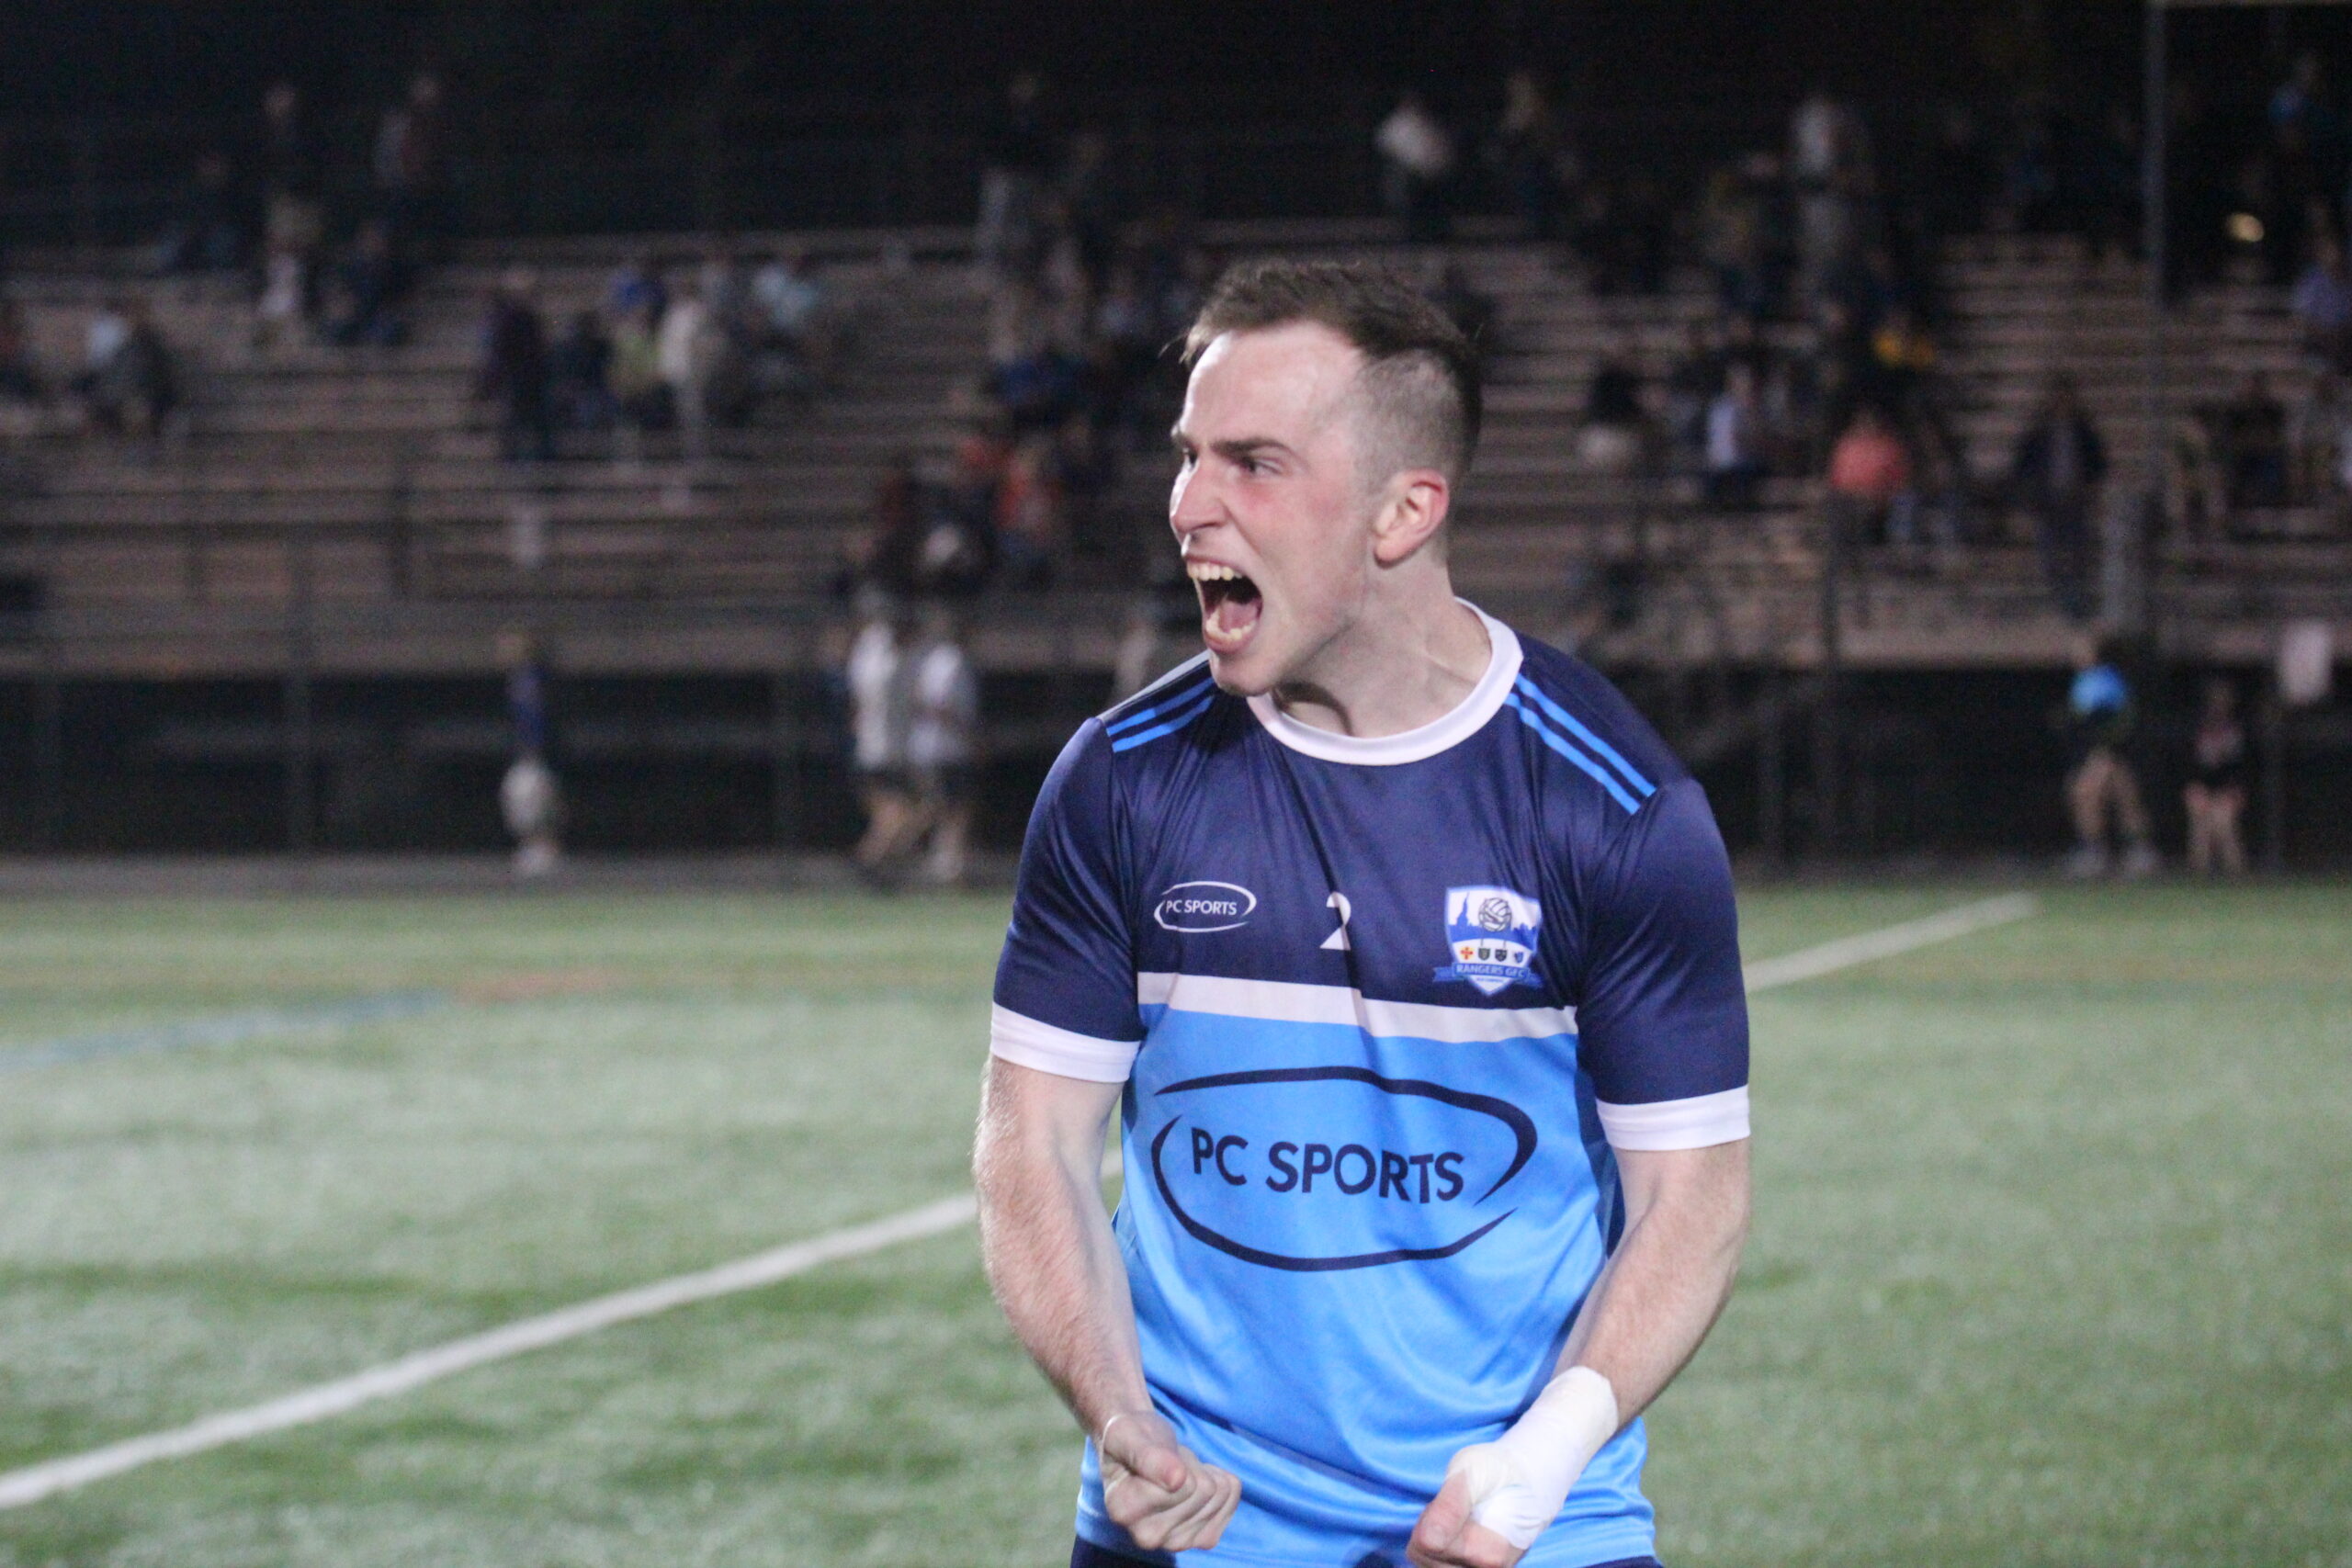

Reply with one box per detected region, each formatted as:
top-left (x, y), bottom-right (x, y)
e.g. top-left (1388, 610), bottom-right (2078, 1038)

top-left (1272, 569), bottom-right (1491, 739)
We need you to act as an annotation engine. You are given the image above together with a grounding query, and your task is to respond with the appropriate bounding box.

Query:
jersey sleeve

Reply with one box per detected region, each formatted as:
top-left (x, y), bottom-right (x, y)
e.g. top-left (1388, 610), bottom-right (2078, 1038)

top-left (1574, 777), bottom-right (1750, 1150)
top-left (991, 719), bottom-right (1143, 1082)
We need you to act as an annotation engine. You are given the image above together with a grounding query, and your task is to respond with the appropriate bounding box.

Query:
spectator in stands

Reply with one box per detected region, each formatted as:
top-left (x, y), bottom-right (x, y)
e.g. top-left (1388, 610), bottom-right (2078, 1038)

top-left (2011, 372), bottom-right (2106, 621)
top-left (2291, 233), bottom-right (2352, 372)
top-left (548, 310), bottom-right (616, 435)
top-left (1702, 361), bottom-right (1769, 509)
top-left (2062, 635), bottom-right (2158, 879)
top-left (373, 72), bottom-right (451, 263)
top-left (79, 300), bottom-right (176, 438)
top-left (750, 249), bottom-right (830, 402)
top-left (255, 83), bottom-right (325, 342)
top-left (608, 293), bottom-right (671, 450)
top-left (1376, 91), bottom-right (1456, 242)
top-left (2261, 52), bottom-right (2344, 285)
top-left (2221, 370), bottom-right (2290, 513)
top-left (903, 603), bottom-right (978, 886)
top-left (1697, 152), bottom-right (1787, 321)
top-left (1664, 318), bottom-right (1723, 473)
top-left (1491, 71), bottom-right (1576, 242)
top-left (476, 268), bottom-right (552, 462)
top-left (849, 456), bottom-right (927, 600)
top-left (978, 72), bottom-right (1053, 281)
top-left (156, 151), bottom-right (245, 275)
top-left (321, 220), bottom-right (413, 347)
top-left (657, 275), bottom-right (718, 458)
top-left (1577, 344), bottom-right (1648, 475)
top-left (846, 589), bottom-right (919, 883)
top-left (1789, 89), bottom-right (1874, 308)
top-left (2184, 675), bottom-right (2250, 877)
top-left (1826, 403), bottom-right (1911, 543)
top-left (607, 252), bottom-right (667, 325)
top-left (994, 433), bottom-right (1065, 587)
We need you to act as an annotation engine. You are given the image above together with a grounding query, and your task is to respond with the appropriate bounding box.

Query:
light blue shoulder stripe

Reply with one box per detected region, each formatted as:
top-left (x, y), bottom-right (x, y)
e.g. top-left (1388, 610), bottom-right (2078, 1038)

top-left (1510, 677), bottom-right (1656, 798)
top-left (1104, 672), bottom-right (1215, 739)
top-left (1504, 694), bottom-right (1642, 813)
top-left (1108, 684), bottom-right (1218, 752)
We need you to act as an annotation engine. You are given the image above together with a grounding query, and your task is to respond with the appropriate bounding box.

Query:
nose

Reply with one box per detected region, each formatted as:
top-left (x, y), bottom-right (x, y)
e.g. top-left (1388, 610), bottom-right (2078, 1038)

top-left (1169, 459), bottom-right (1221, 539)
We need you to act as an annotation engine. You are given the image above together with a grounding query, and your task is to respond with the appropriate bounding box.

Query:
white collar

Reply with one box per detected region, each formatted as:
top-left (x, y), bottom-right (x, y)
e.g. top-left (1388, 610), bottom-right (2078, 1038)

top-left (1247, 604), bottom-right (1521, 766)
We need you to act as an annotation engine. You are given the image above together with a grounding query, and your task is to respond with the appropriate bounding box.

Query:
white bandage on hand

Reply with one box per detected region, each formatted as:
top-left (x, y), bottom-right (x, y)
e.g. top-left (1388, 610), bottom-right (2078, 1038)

top-left (1443, 1365), bottom-right (1620, 1551)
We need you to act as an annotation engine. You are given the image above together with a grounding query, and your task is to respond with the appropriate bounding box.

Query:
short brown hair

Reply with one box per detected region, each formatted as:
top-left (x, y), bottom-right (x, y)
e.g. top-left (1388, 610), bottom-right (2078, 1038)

top-left (1184, 258), bottom-right (1483, 484)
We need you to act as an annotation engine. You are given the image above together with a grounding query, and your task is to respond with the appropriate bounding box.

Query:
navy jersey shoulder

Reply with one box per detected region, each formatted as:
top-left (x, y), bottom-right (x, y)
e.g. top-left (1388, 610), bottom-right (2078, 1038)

top-left (1506, 633), bottom-right (1691, 818)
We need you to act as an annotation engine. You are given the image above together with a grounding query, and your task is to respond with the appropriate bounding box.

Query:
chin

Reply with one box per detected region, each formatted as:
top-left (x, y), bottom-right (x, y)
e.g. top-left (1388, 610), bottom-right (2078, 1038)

top-left (1203, 638), bottom-right (1280, 697)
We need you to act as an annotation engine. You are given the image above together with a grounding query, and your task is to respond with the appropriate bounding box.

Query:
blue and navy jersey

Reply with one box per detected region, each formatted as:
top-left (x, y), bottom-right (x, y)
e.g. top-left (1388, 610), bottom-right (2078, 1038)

top-left (992, 608), bottom-right (1749, 1568)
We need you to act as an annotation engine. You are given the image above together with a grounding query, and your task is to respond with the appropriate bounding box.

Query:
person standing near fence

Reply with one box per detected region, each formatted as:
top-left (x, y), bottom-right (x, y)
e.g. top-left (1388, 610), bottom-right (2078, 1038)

top-left (848, 591), bottom-right (919, 882)
top-left (2063, 635), bottom-right (2157, 880)
top-left (2184, 675), bottom-right (2249, 877)
top-left (904, 604), bottom-right (978, 886)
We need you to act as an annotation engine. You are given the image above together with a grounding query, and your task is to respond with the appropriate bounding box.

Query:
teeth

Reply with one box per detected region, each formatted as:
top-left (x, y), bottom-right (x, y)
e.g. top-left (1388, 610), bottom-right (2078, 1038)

top-left (1187, 563), bottom-right (1241, 581)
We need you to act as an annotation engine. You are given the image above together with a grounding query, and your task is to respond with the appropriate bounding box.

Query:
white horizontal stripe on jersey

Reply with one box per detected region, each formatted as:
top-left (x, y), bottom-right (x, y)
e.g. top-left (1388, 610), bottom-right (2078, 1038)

top-left (1594, 1086), bottom-right (1750, 1151)
top-left (1136, 971), bottom-right (1576, 1045)
top-left (989, 1004), bottom-right (1139, 1083)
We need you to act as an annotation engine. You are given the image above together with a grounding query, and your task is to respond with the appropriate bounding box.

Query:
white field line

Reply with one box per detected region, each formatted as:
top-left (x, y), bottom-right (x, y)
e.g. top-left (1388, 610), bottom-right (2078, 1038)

top-left (1741, 892), bottom-right (2038, 993)
top-left (0, 892), bottom-right (2034, 1511)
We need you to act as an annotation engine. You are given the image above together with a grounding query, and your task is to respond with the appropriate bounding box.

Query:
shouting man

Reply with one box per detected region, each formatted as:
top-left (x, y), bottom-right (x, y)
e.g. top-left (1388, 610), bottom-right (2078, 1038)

top-left (975, 260), bottom-right (1750, 1568)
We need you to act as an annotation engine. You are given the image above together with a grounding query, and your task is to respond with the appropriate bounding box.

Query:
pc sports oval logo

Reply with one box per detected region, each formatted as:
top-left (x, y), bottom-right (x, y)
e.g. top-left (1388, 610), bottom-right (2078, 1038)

top-left (1146, 1066), bottom-right (1537, 1270)
top-left (1154, 881), bottom-right (1258, 933)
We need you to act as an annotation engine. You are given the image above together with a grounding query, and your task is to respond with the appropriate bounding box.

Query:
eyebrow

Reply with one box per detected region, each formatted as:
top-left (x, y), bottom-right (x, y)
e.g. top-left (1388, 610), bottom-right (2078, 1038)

top-left (1170, 429), bottom-right (1297, 465)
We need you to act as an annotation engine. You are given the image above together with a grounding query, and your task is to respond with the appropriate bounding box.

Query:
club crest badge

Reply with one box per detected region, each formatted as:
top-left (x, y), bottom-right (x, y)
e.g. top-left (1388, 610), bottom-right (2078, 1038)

top-left (1435, 886), bottom-right (1544, 996)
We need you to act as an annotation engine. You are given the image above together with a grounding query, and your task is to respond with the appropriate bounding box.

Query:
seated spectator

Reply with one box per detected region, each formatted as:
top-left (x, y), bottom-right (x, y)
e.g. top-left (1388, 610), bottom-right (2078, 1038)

top-left (1664, 318), bottom-right (1723, 472)
top-left (1702, 361), bottom-right (1770, 508)
top-left (749, 249), bottom-right (831, 404)
top-left (1375, 91), bottom-right (1456, 242)
top-left (474, 269), bottom-right (551, 462)
top-left (0, 300), bottom-right (45, 407)
top-left (2013, 372), bottom-right (2106, 620)
top-left (1577, 346), bottom-right (1647, 474)
top-left (990, 336), bottom-right (1083, 434)
top-left (1493, 71), bottom-right (1575, 242)
top-left (81, 300), bottom-right (176, 437)
top-left (321, 220), bottom-right (413, 347)
top-left (1826, 404), bottom-right (1912, 541)
top-left (657, 278), bottom-right (718, 457)
top-left (548, 310), bottom-right (616, 434)
top-left (156, 151), bottom-right (245, 276)
top-left (608, 297), bottom-right (671, 437)
top-left (2291, 234), bottom-right (2352, 372)
top-left (847, 455), bottom-right (928, 600)
top-left (2221, 370), bottom-right (2290, 512)
top-left (995, 433), bottom-right (1066, 587)
top-left (606, 253), bottom-right (667, 326)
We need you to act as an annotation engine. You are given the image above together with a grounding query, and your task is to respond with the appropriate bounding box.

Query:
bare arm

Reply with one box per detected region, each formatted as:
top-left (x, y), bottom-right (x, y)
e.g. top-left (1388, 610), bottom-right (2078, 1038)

top-left (1558, 1139), bottom-right (1751, 1419)
top-left (1409, 1138), bottom-right (1750, 1568)
top-left (973, 1055), bottom-right (1241, 1552)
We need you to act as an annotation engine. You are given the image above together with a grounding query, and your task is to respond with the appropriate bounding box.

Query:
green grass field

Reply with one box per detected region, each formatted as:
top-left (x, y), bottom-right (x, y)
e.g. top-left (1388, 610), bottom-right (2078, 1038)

top-left (0, 883), bottom-right (2346, 1568)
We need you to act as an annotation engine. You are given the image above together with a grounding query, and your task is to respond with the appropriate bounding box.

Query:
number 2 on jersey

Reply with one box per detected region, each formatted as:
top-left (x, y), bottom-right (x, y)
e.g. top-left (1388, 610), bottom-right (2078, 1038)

top-left (1321, 892), bottom-right (1352, 951)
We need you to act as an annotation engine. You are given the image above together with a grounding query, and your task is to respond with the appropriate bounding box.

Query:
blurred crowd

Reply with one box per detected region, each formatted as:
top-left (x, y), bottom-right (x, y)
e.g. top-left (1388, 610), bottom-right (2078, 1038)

top-left (470, 246), bottom-right (851, 464)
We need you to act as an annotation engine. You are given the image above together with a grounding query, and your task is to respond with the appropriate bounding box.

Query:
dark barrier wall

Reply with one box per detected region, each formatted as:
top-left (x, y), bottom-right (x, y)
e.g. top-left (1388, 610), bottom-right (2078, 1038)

top-left (2, 669), bottom-right (2346, 866)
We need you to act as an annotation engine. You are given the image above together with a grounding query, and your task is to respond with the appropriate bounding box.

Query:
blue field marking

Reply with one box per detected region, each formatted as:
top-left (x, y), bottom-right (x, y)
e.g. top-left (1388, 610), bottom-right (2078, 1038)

top-left (0, 991), bottom-right (454, 1075)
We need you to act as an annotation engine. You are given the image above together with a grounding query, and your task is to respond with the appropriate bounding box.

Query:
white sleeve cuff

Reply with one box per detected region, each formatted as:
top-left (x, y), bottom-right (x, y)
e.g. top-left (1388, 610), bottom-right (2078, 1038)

top-left (1596, 1085), bottom-right (1749, 1150)
top-left (989, 1004), bottom-right (1139, 1084)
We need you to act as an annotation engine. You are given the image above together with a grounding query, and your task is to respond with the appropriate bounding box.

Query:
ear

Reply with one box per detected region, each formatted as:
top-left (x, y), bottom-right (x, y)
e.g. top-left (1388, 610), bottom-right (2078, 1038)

top-left (1370, 468), bottom-right (1452, 567)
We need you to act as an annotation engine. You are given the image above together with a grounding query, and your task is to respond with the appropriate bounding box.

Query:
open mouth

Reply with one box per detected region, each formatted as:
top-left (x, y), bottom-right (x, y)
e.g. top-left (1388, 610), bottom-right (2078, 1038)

top-left (1187, 562), bottom-right (1262, 653)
